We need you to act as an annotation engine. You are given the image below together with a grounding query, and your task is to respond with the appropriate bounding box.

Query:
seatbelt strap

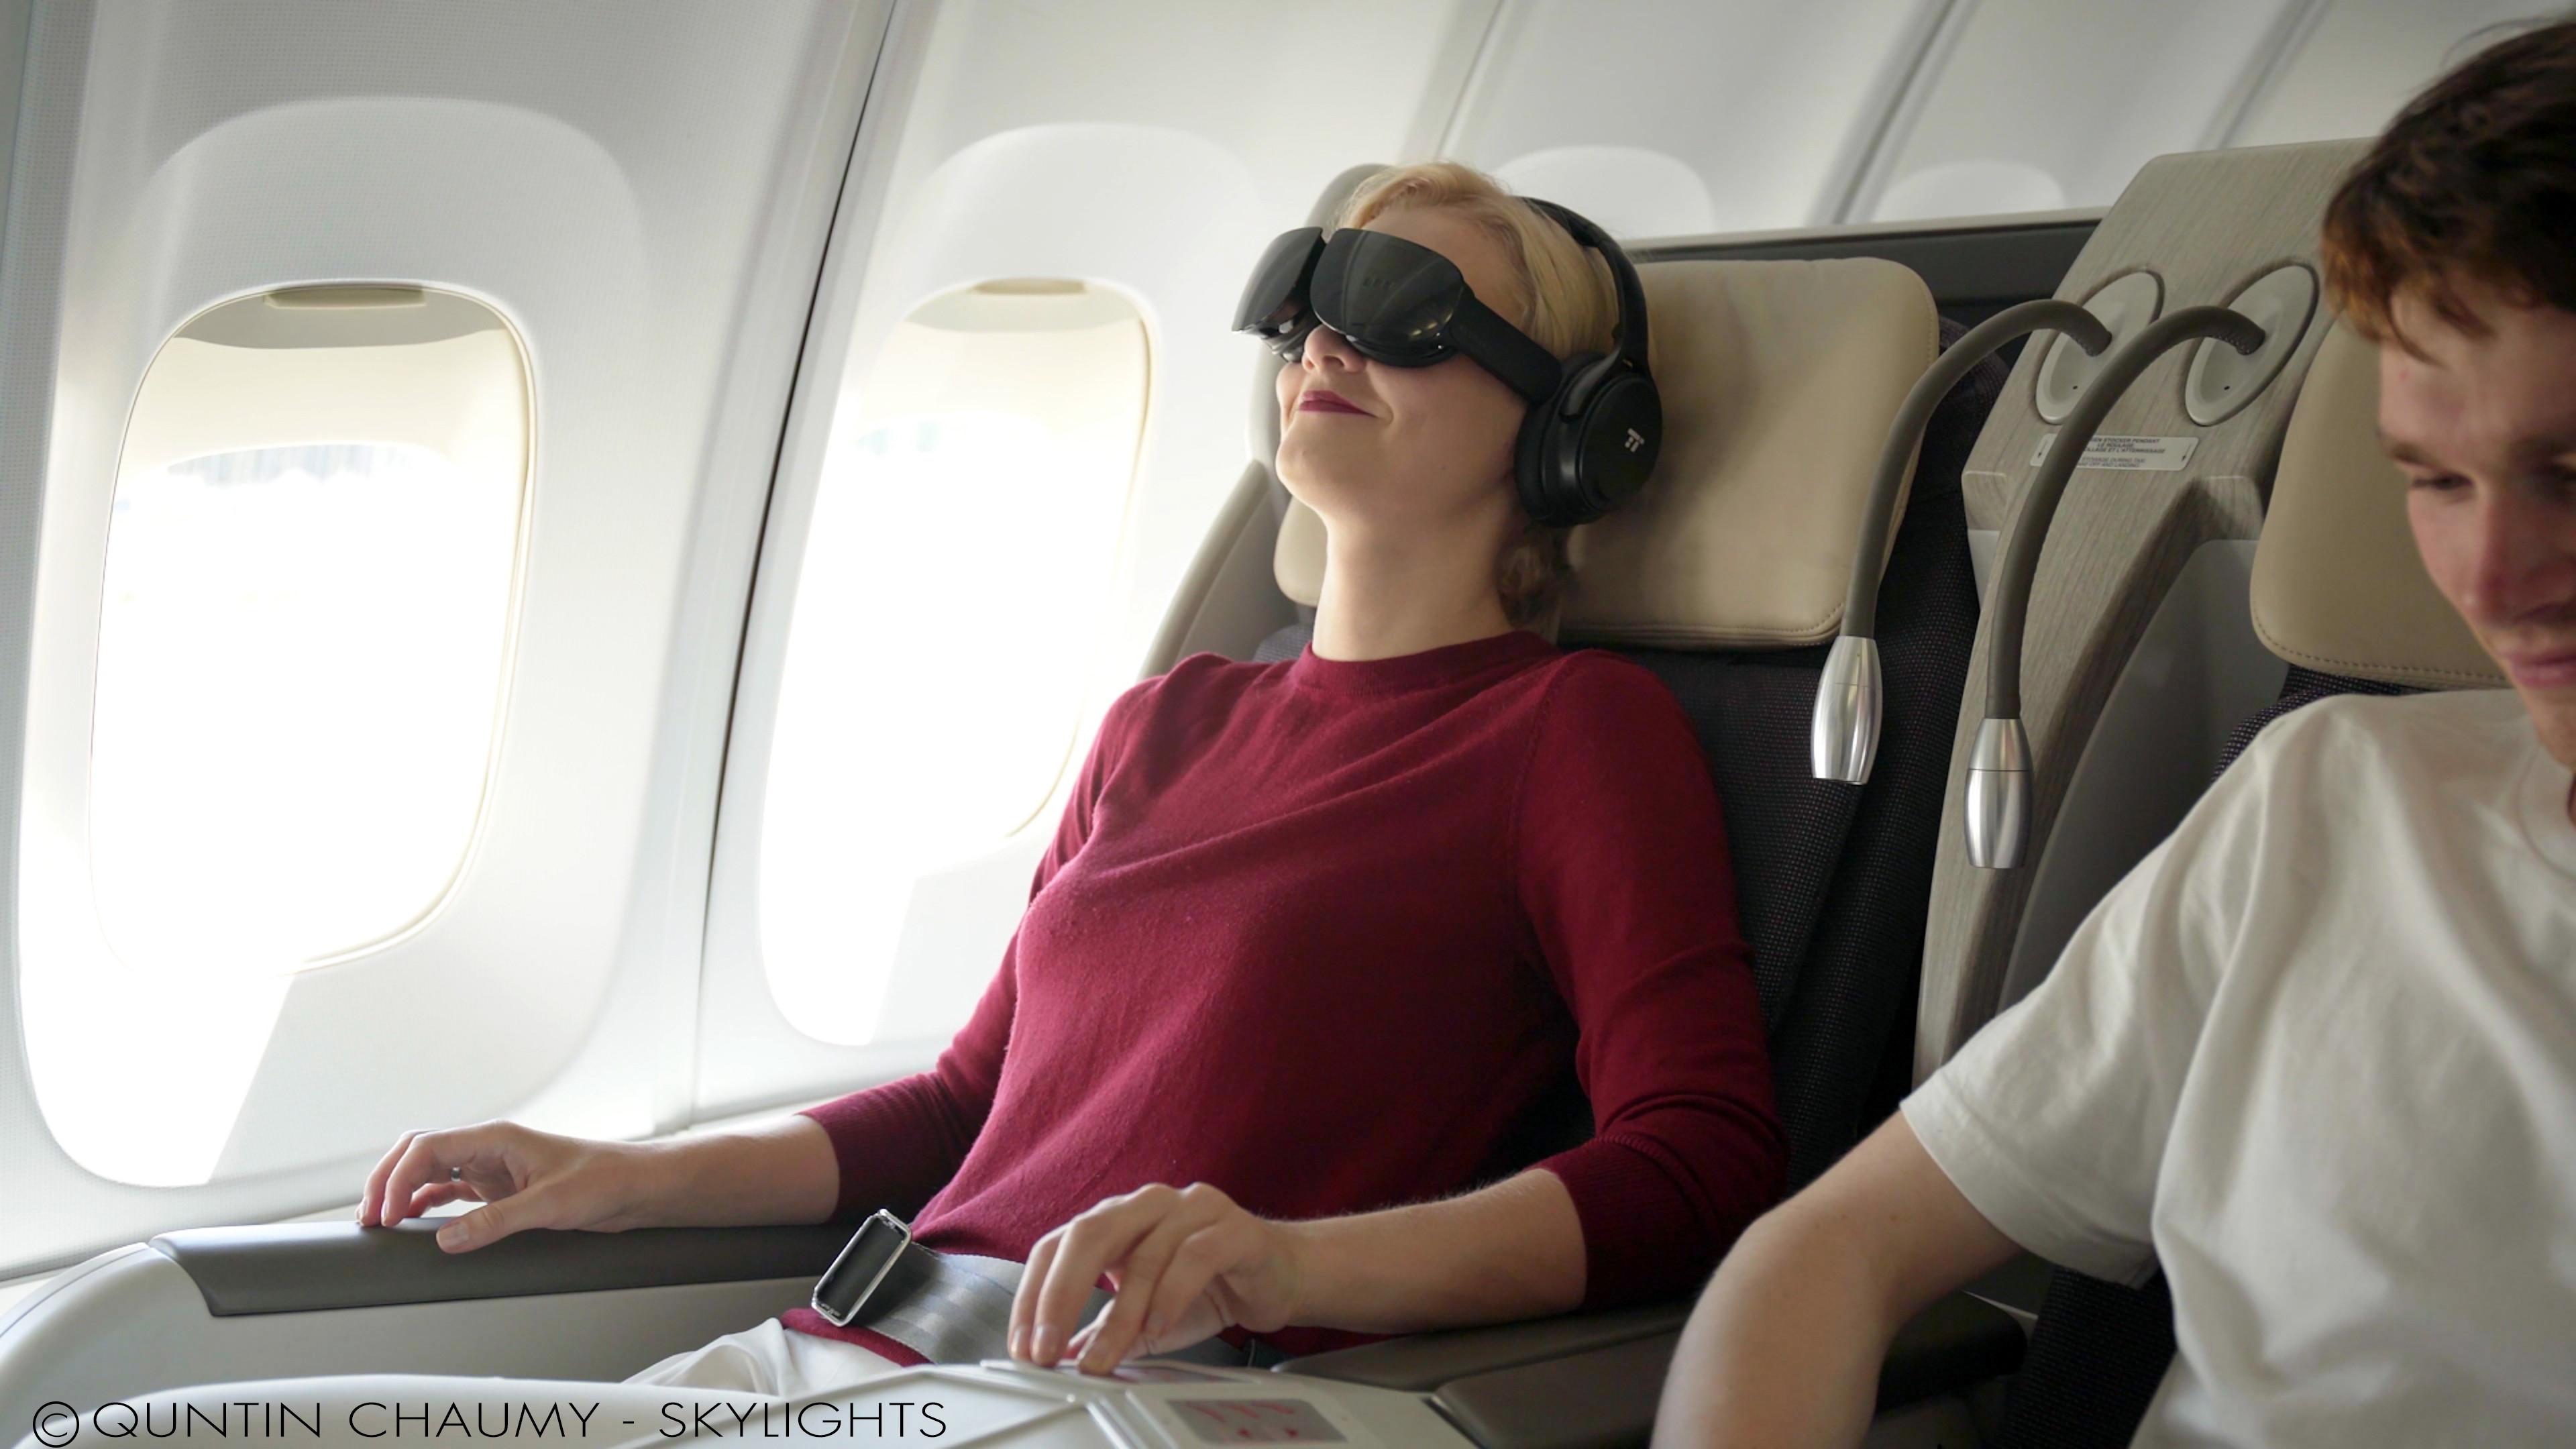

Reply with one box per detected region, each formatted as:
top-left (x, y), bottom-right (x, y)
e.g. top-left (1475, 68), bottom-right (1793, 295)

top-left (848, 1246), bottom-right (1252, 1368)
top-left (854, 1248), bottom-right (1065, 1365)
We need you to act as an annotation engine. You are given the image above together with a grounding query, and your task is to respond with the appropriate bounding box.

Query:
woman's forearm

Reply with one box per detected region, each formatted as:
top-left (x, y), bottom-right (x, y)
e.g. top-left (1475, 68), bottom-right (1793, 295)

top-left (629, 1114), bottom-right (843, 1228)
top-left (1288, 1168), bottom-right (1587, 1334)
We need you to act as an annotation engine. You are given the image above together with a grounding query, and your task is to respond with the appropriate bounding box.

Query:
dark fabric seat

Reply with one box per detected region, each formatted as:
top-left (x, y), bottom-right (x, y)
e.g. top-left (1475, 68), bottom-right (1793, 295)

top-left (1993, 663), bottom-right (2414, 1449)
top-left (1620, 317), bottom-right (1997, 1188)
top-left (1256, 318), bottom-right (2003, 1189)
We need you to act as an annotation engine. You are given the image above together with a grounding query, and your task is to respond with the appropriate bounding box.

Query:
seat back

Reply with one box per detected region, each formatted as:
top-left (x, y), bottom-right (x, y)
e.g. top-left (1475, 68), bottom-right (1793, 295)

top-left (1265, 258), bottom-right (1994, 1186)
top-left (1996, 321), bottom-right (2501, 1447)
top-left (1612, 317), bottom-right (1996, 1187)
top-left (1917, 140), bottom-right (2369, 1077)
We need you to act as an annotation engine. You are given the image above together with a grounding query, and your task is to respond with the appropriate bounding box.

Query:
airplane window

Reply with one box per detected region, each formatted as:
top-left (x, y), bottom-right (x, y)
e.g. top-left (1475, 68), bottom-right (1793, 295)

top-left (759, 280), bottom-right (1148, 1045)
top-left (28, 287), bottom-right (528, 1185)
top-left (91, 290), bottom-right (526, 977)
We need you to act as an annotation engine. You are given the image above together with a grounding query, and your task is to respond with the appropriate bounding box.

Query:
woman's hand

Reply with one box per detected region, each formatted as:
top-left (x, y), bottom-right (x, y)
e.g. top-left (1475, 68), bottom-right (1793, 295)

top-left (358, 1121), bottom-right (656, 1252)
top-left (1010, 1182), bottom-right (1308, 1373)
top-left (1010, 1169), bottom-right (1585, 1374)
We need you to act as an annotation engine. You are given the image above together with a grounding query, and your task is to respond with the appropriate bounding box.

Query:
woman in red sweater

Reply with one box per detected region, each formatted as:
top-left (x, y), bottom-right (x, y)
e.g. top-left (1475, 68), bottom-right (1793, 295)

top-left (359, 162), bottom-right (1784, 1392)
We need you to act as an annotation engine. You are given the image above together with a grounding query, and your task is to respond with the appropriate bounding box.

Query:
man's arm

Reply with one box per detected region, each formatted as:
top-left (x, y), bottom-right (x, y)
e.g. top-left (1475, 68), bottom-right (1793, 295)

top-left (1651, 1114), bottom-right (2020, 1448)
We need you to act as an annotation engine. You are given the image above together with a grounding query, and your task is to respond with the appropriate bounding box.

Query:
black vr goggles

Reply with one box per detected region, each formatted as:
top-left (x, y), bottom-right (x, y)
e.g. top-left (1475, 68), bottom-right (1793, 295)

top-left (1232, 197), bottom-right (1662, 528)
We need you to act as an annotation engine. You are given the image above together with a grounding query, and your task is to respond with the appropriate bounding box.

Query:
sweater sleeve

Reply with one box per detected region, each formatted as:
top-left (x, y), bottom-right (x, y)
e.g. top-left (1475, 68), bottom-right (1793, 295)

top-left (800, 686), bottom-right (1140, 1222)
top-left (1513, 655), bottom-right (1787, 1307)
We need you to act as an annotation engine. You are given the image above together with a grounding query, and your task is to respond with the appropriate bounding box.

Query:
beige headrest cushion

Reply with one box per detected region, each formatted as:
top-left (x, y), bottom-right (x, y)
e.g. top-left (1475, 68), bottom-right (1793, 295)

top-left (2250, 323), bottom-right (2506, 690)
top-left (1273, 258), bottom-right (1939, 648)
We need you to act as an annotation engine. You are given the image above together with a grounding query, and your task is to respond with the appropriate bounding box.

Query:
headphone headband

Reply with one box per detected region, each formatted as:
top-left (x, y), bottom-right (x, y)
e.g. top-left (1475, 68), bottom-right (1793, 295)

top-left (1527, 199), bottom-right (1654, 393)
top-left (1511, 197), bottom-right (1664, 528)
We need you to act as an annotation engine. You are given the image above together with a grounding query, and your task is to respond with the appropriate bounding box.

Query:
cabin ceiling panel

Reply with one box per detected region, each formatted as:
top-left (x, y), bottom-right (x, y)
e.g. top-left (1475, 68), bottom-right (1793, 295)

top-left (2231, 0), bottom-right (2564, 148)
top-left (1864, 0), bottom-right (2308, 221)
top-left (1448, 0), bottom-right (1929, 237)
top-left (881, 0), bottom-right (1478, 227)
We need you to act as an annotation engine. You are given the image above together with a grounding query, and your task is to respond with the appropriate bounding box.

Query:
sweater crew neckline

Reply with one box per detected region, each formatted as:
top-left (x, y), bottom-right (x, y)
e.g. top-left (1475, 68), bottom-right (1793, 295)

top-left (1287, 628), bottom-right (1557, 696)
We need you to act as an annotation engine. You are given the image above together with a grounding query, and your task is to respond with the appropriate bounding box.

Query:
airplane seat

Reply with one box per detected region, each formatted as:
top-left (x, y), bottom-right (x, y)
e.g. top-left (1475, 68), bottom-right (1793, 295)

top-left (1260, 262), bottom-right (2000, 1192)
top-left (1605, 306), bottom-right (1998, 1192)
top-left (1991, 321), bottom-right (2506, 1449)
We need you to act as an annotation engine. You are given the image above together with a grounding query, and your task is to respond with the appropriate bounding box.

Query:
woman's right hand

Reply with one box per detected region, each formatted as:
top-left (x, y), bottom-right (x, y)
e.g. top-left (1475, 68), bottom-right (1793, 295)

top-left (358, 1121), bottom-right (655, 1253)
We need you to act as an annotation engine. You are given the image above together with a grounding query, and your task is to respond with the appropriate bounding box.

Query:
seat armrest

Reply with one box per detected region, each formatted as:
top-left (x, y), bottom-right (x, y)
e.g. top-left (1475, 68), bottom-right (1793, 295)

top-left (1431, 1330), bottom-right (1678, 1449)
top-left (1275, 1301), bottom-right (1689, 1392)
top-left (1874, 1290), bottom-right (2025, 1412)
top-left (1282, 1292), bottom-right (2020, 1449)
top-left (150, 1221), bottom-right (849, 1316)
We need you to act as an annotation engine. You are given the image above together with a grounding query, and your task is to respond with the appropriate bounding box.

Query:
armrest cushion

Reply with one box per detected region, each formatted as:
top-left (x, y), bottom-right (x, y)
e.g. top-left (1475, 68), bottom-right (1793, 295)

top-left (150, 1222), bottom-right (849, 1316)
top-left (1275, 1301), bottom-right (1689, 1393)
top-left (1282, 1292), bottom-right (2022, 1449)
top-left (1875, 1290), bottom-right (2025, 1412)
top-left (1432, 1330), bottom-right (1678, 1449)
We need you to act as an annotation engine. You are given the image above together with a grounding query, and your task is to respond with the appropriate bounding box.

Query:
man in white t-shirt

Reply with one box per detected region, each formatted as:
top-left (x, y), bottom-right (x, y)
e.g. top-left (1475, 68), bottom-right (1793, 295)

top-left (1654, 22), bottom-right (2576, 1449)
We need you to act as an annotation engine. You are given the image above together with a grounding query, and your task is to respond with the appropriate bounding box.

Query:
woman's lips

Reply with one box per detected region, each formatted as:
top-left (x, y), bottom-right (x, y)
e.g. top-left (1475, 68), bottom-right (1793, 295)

top-left (1297, 388), bottom-right (1368, 415)
top-left (2500, 643), bottom-right (2576, 690)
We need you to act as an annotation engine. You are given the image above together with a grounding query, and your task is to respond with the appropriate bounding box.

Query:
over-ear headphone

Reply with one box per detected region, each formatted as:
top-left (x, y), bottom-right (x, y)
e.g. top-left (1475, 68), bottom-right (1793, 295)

top-left (1514, 200), bottom-right (1662, 529)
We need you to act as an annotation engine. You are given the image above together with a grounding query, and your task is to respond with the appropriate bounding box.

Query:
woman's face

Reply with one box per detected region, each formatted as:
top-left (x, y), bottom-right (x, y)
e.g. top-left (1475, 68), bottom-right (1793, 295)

top-left (1273, 207), bottom-right (1535, 541)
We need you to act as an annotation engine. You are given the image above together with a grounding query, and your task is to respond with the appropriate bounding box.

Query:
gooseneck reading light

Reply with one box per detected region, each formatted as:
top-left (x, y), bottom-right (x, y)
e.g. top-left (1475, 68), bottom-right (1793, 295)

top-left (1811, 301), bottom-right (2114, 785)
top-left (1966, 305), bottom-right (2268, 868)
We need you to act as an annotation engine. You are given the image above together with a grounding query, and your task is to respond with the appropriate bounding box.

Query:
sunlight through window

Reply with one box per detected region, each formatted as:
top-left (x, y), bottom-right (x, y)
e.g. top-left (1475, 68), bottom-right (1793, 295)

top-left (22, 285), bottom-right (530, 1186)
top-left (89, 289), bottom-right (528, 979)
top-left (761, 281), bottom-right (1148, 1045)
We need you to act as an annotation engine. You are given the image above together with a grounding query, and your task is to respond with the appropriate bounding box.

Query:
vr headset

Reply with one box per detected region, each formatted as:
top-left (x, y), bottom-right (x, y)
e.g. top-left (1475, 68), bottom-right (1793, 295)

top-left (1232, 197), bottom-right (1661, 528)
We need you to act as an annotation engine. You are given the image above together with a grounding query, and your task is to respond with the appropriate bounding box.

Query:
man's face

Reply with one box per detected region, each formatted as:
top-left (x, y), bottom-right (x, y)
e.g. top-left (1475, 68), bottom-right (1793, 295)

top-left (2377, 280), bottom-right (2576, 769)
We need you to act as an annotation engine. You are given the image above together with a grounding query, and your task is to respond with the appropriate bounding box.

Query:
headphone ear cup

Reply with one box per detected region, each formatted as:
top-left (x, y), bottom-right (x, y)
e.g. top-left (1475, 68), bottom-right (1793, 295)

top-left (1519, 358), bottom-right (1661, 528)
top-left (1513, 362), bottom-right (1578, 526)
top-left (1560, 368), bottom-right (1662, 521)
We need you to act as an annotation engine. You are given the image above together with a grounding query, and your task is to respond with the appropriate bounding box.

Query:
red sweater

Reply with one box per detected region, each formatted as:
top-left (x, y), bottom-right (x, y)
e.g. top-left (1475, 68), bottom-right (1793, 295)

top-left (785, 630), bottom-right (1784, 1358)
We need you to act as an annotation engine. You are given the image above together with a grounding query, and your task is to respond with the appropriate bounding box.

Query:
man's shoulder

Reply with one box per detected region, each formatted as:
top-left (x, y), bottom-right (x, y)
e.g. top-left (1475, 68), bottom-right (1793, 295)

top-left (2206, 687), bottom-right (2540, 889)
top-left (2235, 686), bottom-right (2532, 788)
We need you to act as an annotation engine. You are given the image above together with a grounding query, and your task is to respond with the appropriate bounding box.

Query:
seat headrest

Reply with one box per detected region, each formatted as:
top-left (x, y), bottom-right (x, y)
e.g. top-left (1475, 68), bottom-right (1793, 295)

top-left (1273, 258), bottom-right (1940, 649)
top-left (2249, 323), bottom-right (2505, 690)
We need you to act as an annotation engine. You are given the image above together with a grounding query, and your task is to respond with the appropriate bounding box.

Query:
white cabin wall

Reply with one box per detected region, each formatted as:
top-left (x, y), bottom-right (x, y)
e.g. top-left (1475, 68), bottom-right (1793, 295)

top-left (0, 0), bottom-right (881, 1279)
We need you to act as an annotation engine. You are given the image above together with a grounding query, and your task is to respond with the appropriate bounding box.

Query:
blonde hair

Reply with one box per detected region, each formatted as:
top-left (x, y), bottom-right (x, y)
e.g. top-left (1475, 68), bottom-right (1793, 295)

top-left (1336, 162), bottom-right (1621, 628)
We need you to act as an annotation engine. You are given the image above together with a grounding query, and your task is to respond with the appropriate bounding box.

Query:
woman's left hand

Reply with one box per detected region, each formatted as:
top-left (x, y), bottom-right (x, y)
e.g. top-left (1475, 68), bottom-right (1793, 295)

top-left (1010, 1182), bottom-right (1307, 1373)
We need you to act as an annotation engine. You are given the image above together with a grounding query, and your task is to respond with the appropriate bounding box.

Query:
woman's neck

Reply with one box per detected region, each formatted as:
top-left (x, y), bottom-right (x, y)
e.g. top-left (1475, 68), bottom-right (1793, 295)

top-left (1310, 517), bottom-right (1517, 662)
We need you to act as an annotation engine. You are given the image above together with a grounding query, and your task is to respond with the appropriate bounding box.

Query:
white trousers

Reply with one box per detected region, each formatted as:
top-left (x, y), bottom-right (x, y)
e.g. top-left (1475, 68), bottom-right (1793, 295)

top-left (625, 1319), bottom-right (901, 1396)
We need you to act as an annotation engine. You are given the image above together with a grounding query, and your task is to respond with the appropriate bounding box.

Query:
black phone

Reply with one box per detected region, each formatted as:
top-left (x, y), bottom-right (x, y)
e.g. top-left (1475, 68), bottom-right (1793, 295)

top-left (810, 1209), bottom-right (911, 1327)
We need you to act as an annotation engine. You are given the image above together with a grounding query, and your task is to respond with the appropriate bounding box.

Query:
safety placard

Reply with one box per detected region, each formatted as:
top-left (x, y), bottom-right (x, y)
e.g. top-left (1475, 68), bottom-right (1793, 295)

top-left (2029, 433), bottom-right (2199, 472)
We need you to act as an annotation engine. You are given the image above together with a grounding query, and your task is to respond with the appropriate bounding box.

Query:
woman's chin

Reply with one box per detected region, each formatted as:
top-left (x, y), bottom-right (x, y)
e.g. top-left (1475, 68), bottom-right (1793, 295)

top-left (1275, 444), bottom-right (1371, 505)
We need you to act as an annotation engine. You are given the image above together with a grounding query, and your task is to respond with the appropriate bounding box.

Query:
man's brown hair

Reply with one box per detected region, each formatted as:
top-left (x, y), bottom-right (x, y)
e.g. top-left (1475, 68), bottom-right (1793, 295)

top-left (2321, 17), bottom-right (2576, 350)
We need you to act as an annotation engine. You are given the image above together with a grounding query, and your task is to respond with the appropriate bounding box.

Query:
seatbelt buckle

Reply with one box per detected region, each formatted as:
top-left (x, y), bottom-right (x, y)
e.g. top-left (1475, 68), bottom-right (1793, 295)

top-left (810, 1209), bottom-right (913, 1328)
